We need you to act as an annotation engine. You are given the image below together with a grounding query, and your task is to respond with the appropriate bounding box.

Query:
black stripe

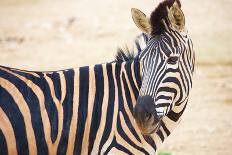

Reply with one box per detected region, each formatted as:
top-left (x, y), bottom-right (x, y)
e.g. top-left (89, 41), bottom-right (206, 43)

top-left (47, 72), bottom-right (61, 101)
top-left (0, 86), bottom-right (29, 155)
top-left (99, 64), bottom-right (115, 153)
top-left (163, 76), bottom-right (183, 105)
top-left (121, 72), bottom-right (133, 112)
top-left (161, 121), bottom-right (170, 136)
top-left (104, 137), bottom-right (133, 155)
top-left (135, 40), bottom-right (142, 53)
top-left (0, 129), bottom-right (8, 155)
top-left (156, 95), bottom-right (172, 101)
top-left (178, 62), bottom-right (187, 93)
top-left (167, 32), bottom-right (178, 47)
top-left (155, 103), bottom-right (170, 108)
top-left (133, 60), bottom-right (142, 88)
top-left (180, 60), bottom-right (191, 95)
top-left (3, 66), bottom-right (44, 79)
top-left (41, 74), bottom-right (59, 144)
top-left (157, 130), bottom-right (164, 142)
top-left (157, 87), bottom-right (177, 99)
top-left (74, 66), bottom-right (89, 154)
top-left (124, 62), bottom-right (139, 98)
top-left (57, 70), bottom-right (75, 155)
top-left (88, 65), bottom-right (104, 154)
top-left (142, 33), bottom-right (149, 43)
top-left (115, 143), bottom-right (133, 155)
top-left (174, 31), bottom-right (185, 43)
top-left (144, 135), bottom-right (157, 151)
top-left (167, 101), bottom-right (188, 122)
top-left (161, 40), bottom-right (172, 56)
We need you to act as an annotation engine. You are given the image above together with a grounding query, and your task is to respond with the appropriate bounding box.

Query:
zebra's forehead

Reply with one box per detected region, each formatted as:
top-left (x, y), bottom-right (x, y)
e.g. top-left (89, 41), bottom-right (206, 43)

top-left (139, 32), bottom-right (190, 60)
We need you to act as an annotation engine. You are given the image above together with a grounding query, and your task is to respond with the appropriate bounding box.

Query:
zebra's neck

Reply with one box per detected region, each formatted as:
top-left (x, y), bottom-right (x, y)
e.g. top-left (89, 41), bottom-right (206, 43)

top-left (71, 60), bottom-right (150, 154)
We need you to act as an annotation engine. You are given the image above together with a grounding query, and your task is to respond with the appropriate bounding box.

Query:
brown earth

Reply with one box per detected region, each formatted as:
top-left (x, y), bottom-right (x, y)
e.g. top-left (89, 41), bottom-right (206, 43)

top-left (0, 0), bottom-right (232, 154)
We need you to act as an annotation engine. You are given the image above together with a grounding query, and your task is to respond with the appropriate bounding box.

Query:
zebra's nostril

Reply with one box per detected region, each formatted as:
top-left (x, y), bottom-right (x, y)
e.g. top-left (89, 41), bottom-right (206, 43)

top-left (133, 95), bottom-right (156, 123)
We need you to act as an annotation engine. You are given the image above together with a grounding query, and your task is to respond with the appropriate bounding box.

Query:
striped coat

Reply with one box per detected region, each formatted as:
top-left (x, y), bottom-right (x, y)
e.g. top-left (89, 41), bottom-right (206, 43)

top-left (0, 60), bottom-right (159, 155)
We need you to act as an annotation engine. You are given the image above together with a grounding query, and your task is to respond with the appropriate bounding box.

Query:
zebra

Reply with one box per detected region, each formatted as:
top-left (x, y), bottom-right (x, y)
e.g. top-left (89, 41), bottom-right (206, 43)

top-left (0, 0), bottom-right (195, 154)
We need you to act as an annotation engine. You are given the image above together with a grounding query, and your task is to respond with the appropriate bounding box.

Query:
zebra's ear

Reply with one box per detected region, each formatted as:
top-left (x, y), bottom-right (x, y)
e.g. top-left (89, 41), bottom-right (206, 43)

top-left (167, 1), bottom-right (185, 32)
top-left (131, 8), bottom-right (151, 33)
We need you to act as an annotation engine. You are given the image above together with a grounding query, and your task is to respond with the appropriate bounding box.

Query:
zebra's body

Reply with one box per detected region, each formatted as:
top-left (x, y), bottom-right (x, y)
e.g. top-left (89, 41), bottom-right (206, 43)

top-left (0, 59), bottom-right (155, 155)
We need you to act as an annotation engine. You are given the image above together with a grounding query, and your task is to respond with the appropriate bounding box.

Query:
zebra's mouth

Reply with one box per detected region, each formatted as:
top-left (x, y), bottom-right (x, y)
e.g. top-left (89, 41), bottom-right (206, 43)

top-left (150, 121), bottom-right (161, 134)
top-left (135, 114), bottom-right (161, 135)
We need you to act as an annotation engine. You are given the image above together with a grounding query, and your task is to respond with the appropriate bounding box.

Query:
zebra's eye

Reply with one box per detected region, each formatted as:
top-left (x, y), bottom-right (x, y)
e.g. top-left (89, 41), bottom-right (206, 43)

top-left (167, 56), bottom-right (179, 64)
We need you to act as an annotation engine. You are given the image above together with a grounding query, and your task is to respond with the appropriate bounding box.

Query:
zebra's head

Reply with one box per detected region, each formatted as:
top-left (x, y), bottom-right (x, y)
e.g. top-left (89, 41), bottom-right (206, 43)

top-left (132, 0), bottom-right (195, 135)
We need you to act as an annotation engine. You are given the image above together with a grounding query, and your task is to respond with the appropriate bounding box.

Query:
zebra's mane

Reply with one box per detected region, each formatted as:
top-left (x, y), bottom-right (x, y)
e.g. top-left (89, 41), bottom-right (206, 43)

top-left (115, 46), bottom-right (135, 63)
top-left (150, 0), bottom-right (181, 35)
top-left (115, 33), bottom-right (149, 62)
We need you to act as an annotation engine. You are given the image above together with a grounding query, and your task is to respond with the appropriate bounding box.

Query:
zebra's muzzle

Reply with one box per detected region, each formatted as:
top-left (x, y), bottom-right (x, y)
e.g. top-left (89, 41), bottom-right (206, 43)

top-left (133, 95), bottom-right (161, 135)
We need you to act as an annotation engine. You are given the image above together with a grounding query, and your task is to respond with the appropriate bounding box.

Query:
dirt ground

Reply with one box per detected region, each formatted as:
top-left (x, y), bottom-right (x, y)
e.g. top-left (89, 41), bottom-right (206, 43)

top-left (0, 0), bottom-right (232, 155)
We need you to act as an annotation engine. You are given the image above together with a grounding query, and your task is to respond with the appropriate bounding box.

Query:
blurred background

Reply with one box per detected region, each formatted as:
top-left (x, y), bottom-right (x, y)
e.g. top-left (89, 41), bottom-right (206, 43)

top-left (0, 0), bottom-right (232, 154)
